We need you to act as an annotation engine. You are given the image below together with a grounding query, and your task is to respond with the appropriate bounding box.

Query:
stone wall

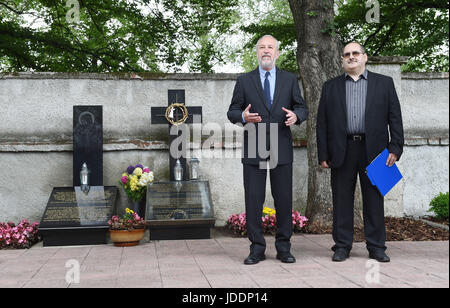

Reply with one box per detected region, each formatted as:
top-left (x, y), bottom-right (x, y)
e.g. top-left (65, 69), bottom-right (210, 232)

top-left (0, 60), bottom-right (448, 225)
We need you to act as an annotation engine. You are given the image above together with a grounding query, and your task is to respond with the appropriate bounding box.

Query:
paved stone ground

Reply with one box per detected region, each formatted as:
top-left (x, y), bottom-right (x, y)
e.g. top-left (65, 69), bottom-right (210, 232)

top-left (0, 232), bottom-right (448, 288)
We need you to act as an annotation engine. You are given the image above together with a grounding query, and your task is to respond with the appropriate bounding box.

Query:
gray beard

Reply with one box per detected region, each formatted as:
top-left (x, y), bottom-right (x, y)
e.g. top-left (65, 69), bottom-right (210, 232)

top-left (258, 58), bottom-right (276, 70)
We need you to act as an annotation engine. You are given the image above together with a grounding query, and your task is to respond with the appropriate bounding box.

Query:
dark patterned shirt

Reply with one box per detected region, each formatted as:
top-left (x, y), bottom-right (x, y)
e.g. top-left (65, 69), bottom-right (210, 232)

top-left (345, 69), bottom-right (368, 134)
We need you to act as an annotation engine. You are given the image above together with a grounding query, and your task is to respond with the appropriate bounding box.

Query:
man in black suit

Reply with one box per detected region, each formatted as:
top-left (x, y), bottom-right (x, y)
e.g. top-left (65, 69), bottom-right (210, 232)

top-left (227, 35), bottom-right (308, 265)
top-left (317, 42), bottom-right (404, 262)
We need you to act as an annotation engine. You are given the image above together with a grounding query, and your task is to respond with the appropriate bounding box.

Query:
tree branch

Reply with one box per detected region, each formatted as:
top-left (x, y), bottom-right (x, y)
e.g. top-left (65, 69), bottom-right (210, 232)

top-left (0, 1), bottom-right (25, 15)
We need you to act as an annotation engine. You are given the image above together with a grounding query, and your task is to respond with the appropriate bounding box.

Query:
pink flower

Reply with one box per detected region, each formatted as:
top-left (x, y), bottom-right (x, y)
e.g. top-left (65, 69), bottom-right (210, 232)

top-left (143, 168), bottom-right (150, 173)
top-left (121, 176), bottom-right (128, 184)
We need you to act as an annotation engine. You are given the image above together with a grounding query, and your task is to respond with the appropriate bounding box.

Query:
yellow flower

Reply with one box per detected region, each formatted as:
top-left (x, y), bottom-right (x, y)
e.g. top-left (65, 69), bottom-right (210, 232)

top-left (133, 168), bottom-right (143, 176)
top-left (263, 207), bottom-right (276, 216)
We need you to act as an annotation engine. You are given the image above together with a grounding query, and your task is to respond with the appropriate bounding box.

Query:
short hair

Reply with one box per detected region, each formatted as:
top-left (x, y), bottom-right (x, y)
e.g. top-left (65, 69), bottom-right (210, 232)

top-left (344, 41), bottom-right (366, 54)
top-left (256, 35), bottom-right (281, 50)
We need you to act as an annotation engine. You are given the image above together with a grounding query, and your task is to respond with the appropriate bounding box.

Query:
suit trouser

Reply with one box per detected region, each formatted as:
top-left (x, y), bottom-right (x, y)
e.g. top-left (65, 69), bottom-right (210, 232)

top-left (243, 163), bottom-right (293, 256)
top-left (331, 139), bottom-right (387, 253)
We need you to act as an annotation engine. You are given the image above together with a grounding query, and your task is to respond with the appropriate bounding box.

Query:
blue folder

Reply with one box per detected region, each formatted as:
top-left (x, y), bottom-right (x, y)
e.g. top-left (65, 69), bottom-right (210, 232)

top-left (366, 148), bottom-right (403, 197)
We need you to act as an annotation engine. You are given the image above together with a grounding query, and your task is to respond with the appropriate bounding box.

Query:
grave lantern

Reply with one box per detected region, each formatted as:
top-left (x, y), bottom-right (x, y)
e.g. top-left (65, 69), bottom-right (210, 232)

top-left (80, 162), bottom-right (90, 193)
top-left (189, 158), bottom-right (200, 180)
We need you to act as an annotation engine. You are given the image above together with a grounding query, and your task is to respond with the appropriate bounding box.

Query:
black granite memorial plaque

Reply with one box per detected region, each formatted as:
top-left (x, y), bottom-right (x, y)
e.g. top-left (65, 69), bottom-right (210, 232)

top-left (39, 186), bottom-right (117, 246)
top-left (145, 181), bottom-right (215, 240)
top-left (73, 106), bottom-right (103, 186)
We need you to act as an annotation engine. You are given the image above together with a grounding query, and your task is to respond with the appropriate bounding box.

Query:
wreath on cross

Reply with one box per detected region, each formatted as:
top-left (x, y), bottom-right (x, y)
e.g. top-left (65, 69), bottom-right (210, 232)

top-left (165, 103), bottom-right (189, 125)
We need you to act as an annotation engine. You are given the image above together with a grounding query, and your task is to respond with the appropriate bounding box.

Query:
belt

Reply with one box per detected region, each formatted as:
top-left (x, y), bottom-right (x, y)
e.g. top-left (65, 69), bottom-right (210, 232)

top-left (347, 134), bottom-right (365, 141)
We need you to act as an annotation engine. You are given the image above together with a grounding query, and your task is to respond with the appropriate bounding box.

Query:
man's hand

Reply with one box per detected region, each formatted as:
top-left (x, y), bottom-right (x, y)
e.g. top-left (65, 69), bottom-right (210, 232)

top-left (282, 107), bottom-right (298, 126)
top-left (320, 161), bottom-right (330, 169)
top-left (243, 104), bottom-right (262, 123)
top-left (386, 153), bottom-right (398, 167)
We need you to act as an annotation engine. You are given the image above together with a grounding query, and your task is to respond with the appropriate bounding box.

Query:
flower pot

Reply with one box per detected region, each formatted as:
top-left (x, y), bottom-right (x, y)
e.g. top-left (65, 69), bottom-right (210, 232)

top-left (109, 228), bottom-right (145, 247)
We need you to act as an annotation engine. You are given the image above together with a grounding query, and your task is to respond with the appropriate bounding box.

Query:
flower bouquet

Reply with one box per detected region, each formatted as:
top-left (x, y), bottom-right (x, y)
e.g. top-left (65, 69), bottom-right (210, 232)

top-left (119, 164), bottom-right (154, 202)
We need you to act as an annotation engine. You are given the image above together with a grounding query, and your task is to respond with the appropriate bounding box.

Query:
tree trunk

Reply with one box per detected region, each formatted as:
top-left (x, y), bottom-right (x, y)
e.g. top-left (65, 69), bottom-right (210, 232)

top-left (288, 0), bottom-right (363, 227)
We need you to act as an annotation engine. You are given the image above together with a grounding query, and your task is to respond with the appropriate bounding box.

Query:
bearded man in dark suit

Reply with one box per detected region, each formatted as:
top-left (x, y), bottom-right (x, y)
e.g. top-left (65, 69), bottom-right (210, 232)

top-left (317, 42), bottom-right (404, 263)
top-left (227, 35), bottom-right (309, 265)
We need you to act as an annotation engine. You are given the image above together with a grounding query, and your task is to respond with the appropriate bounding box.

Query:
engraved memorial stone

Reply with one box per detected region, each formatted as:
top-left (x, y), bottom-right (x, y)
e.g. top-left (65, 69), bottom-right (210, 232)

top-left (39, 186), bottom-right (117, 246)
top-left (145, 181), bottom-right (215, 240)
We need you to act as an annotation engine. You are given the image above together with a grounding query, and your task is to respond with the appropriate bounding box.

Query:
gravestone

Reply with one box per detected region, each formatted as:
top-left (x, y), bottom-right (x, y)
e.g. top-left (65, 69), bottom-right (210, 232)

top-left (73, 106), bottom-right (103, 186)
top-left (39, 186), bottom-right (117, 246)
top-left (151, 90), bottom-right (202, 180)
top-left (145, 181), bottom-right (215, 240)
top-left (39, 106), bottom-right (117, 246)
top-left (149, 91), bottom-right (215, 240)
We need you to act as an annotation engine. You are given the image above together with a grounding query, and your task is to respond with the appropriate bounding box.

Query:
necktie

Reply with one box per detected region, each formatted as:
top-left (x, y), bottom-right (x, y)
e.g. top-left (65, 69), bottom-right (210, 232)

top-left (264, 71), bottom-right (271, 109)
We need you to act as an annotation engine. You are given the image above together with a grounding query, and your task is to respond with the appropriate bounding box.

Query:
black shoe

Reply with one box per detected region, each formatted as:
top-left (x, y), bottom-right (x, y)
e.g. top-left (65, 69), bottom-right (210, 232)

top-left (244, 254), bottom-right (266, 265)
top-left (332, 248), bottom-right (350, 262)
top-left (276, 252), bottom-right (296, 263)
top-left (369, 251), bottom-right (390, 263)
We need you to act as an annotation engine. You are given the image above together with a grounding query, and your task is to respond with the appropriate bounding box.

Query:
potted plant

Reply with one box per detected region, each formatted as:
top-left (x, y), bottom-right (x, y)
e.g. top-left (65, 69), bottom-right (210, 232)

top-left (108, 208), bottom-right (146, 247)
top-left (119, 164), bottom-right (154, 217)
top-left (0, 219), bottom-right (40, 249)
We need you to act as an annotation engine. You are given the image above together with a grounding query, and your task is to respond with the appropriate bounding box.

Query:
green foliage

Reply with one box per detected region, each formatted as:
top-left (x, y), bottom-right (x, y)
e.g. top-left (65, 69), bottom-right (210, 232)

top-left (428, 192), bottom-right (449, 220)
top-left (1, 0), bottom-right (448, 73)
top-left (240, 0), bottom-right (449, 72)
top-left (335, 0), bottom-right (449, 72)
top-left (0, 0), bottom-right (239, 72)
top-left (239, 0), bottom-right (297, 72)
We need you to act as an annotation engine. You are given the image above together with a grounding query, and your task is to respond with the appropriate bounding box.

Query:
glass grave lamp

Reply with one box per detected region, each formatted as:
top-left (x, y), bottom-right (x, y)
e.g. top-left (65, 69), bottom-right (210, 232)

top-left (174, 159), bottom-right (183, 181)
top-left (80, 162), bottom-right (90, 194)
top-left (189, 158), bottom-right (200, 180)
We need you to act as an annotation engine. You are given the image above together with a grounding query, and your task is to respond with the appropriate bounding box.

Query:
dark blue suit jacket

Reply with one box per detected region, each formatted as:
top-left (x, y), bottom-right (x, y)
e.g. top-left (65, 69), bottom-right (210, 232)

top-left (227, 67), bottom-right (309, 165)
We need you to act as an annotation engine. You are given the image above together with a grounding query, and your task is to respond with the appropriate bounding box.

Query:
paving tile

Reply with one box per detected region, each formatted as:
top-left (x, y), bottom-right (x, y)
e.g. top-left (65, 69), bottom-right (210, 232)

top-left (69, 278), bottom-right (117, 288)
top-left (117, 268), bottom-right (161, 281)
top-left (0, 279), bottom-right (28, 288)
top-left (49, 247), bottom-right (91, 259)
top-left (116, 279), bottom-right (162, 288)
top-left (23, 278), bottom-right (70, 288)
top-left (0, 234), bottom-right (447, 288)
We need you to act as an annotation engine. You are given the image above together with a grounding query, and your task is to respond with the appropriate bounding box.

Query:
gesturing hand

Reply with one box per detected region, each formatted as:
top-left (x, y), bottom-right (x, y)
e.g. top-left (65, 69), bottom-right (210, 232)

top-left (243, 104), bottom-right (262, 123)
top-left (282, 107), bottom-right (297, 126)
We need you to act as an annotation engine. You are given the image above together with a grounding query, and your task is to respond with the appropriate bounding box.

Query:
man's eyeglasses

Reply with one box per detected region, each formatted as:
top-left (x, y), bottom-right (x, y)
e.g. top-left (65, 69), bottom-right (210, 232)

top-left (342, 51), bottom-right (365, 59)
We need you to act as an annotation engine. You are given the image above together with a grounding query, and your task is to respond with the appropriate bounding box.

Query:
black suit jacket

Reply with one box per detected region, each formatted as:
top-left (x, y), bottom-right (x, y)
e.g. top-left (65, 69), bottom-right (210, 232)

top-left (317, 71), bottom-right (404, 168)
top-left (228, 67), bottom-right (309, 165)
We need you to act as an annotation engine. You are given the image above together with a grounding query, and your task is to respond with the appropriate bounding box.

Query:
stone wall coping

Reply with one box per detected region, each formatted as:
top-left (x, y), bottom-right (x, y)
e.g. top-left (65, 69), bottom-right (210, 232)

top-left (367, 56), bottom-right (409, 64)
top-left (0, 57), bottom-right (417, 81)
top-left (401, 72), bottom-right (449, 80)
top-left (1, 137), bottom-right (448, 152)
top-left (1, 72), bottom-right (243, 81)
